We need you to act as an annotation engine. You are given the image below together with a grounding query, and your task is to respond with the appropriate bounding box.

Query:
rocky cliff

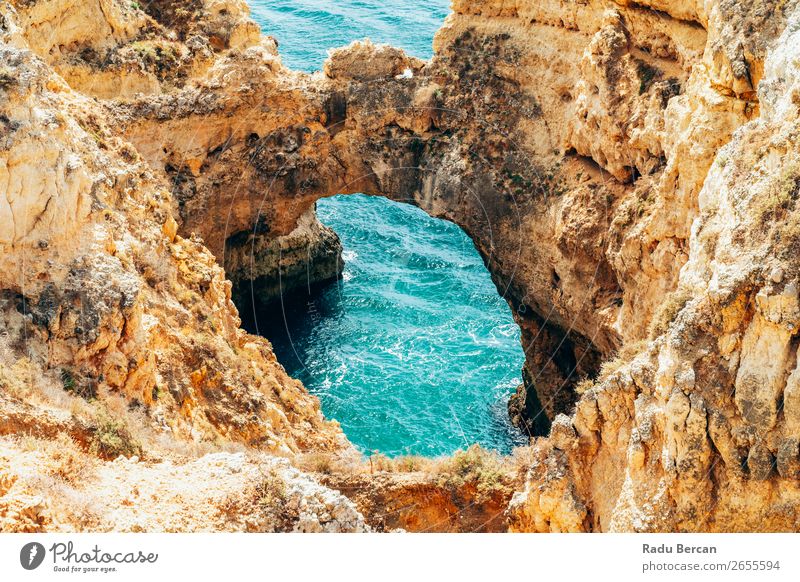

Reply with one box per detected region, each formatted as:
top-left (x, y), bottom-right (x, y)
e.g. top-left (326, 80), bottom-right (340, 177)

top-left (1, 0), bottom-right (355, 532)
top-left (2, 0), bottom-right (800, 532)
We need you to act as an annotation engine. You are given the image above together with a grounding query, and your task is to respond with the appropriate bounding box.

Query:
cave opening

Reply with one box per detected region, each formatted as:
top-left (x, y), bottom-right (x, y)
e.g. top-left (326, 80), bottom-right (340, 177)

top-left (234, 194), bottom-right (529, 457)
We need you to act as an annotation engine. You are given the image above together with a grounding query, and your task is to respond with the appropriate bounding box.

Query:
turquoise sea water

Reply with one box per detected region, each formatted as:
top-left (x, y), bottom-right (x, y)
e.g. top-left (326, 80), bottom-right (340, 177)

top-left (249, 2), bottom-right (527, 456)
top-left (248, 0), bottom-right (450, 71)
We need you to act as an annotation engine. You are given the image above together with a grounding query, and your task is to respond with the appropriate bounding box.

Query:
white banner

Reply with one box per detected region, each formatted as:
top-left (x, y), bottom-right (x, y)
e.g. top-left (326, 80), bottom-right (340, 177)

top-left (0, 534), bottom-right (797, 582)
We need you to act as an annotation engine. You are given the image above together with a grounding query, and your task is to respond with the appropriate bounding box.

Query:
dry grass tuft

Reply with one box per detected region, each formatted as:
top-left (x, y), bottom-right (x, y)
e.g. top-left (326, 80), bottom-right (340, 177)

top-left (391, 455), bottom-right (427, 473)
top-left (296, 451), bottom-right (337, 474)
top-left (574, 376), bottom-right (597, 395)
top-left (755, 162), bottom-right (800, 225)
top-left (648, 289), bottom-right (693, 339)
top-left (0, 337), bottom-right (95, 420)
top-left (254, 469), bottom-right (287, 509)
top-left (46, 480), bottom-right (105, 530)
top-left (596, 339), bottom-right (650, 383)
top-left (294, 445), bottom-right (516, 502)
top-left (510, 445), bottom-right (537, 477)
top-left (92, 393), bottom-right (246, 462)
top-left (44, 434), bottom-right (96, 485)
top-left (220, 467), bottom-right (292, 531)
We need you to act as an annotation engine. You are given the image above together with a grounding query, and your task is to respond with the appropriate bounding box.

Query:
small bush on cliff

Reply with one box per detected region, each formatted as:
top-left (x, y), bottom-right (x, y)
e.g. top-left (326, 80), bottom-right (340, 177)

top-left (131, 243), bottom-right (174, 289)
top-left (255, 469), bottom-right (287, 507)
top-left (368, 453), bottom-right (394, 473)
top-left (89, 411), bottom-right (142, 459)
top-left (254, 469), bottom-right (294, 530)
top-left (434, 445), bottom-right (512, 501)
top-left (60, 369), bottom-right (76, 391)
top-left (128, 41), bottom-right (181, 76)
top-left (574, 376), bottom-right (596, 395)
top-left (598, 339), bottom-right (649, 379)
top-left (219, 467), bottom-right (293, 531)
top-left (364, 453), bottom-right (431, 474)
top-left (753, 161), bottom-right (800, 228)
top-left (648, 289), bottom-right (692, 339)
top-left (298, 451), bottom-right (335, 474)
top-left (60, 368), bottom-right (97, 400)
top-left (393, 455), bottom-right (426, 472)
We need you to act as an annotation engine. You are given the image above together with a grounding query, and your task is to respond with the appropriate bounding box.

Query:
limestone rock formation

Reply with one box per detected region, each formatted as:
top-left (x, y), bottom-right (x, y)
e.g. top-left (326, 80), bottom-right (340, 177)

top-left (227, 205), bottom-right (344, 321)
top-left (3, 0), bottom-right (800, 532)
top-left (1, 1), bottom-right (348, 458)
top-left (1, 445), bottom-right (369, 532)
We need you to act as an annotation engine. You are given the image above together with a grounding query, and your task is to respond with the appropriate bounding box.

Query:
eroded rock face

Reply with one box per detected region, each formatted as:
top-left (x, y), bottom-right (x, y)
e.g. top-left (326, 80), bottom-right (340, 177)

top-left (508, 1), bottom-right (800, 531)
top-left (228, 205), bottom-right (344, 320)
top-left (110, 14), bottom-right (624, 425)
top-left (0, 1), bottom-right (346, 456)
top-left (102, 0), bottom-right (780, 433)
top-left (3, 0), bottom-right (800, 532)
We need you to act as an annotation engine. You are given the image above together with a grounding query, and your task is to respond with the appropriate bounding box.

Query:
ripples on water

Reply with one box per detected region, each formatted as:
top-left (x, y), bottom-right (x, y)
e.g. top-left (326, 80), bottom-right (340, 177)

top-left (248, 0), bottom-right (450, 71)
top-left (248, 2), bottom-right (527, 456)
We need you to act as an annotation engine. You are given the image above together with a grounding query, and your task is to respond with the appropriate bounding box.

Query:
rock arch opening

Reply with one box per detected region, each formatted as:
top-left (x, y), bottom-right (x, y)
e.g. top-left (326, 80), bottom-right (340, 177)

top-left (117, 37), bottom-right (616, 447)
top-left (234, 193), bottom-right (529, 455)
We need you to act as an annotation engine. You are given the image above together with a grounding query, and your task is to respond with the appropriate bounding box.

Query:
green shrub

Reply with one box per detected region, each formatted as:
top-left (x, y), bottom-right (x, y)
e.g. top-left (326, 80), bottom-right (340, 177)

top-left (60, 369), bottom-right (75, 392)
top-left (435, 445), bottom-right (511, 501)
top-left (60, 368), bottom-right (96, 400)
top-left (90, 412), bottom-right (141, 459)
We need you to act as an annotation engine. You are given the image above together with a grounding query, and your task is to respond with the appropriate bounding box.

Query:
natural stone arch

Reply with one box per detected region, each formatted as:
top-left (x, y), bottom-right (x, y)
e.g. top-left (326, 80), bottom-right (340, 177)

top-left (113, 38), bottom-right (624, 434)
top-left (5, 0), bottom-right (799, 533)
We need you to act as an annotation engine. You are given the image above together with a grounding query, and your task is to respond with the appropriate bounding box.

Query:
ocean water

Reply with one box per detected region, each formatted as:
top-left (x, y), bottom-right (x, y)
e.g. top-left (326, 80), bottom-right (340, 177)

top-left (248, 0), bottom-right (450, 71)
top-left (248, 2), bottom-right (527, 456)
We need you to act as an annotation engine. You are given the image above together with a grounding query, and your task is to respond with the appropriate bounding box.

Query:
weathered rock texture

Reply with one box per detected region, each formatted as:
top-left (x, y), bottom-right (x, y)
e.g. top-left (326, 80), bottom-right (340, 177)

top-left (1, 443), bottom-right (369, 532)
top-left (3, 0), bottom-right (800, 532)
top-left (228, 205), bottom-right (343, 322)
top-left (1, 1), bottom-right (349, 458)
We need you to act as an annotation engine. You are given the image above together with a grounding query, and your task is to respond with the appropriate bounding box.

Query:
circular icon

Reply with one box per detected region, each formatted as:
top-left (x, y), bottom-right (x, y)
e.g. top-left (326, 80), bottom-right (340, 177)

top-left (20, 542), bottom-right (46, 570)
